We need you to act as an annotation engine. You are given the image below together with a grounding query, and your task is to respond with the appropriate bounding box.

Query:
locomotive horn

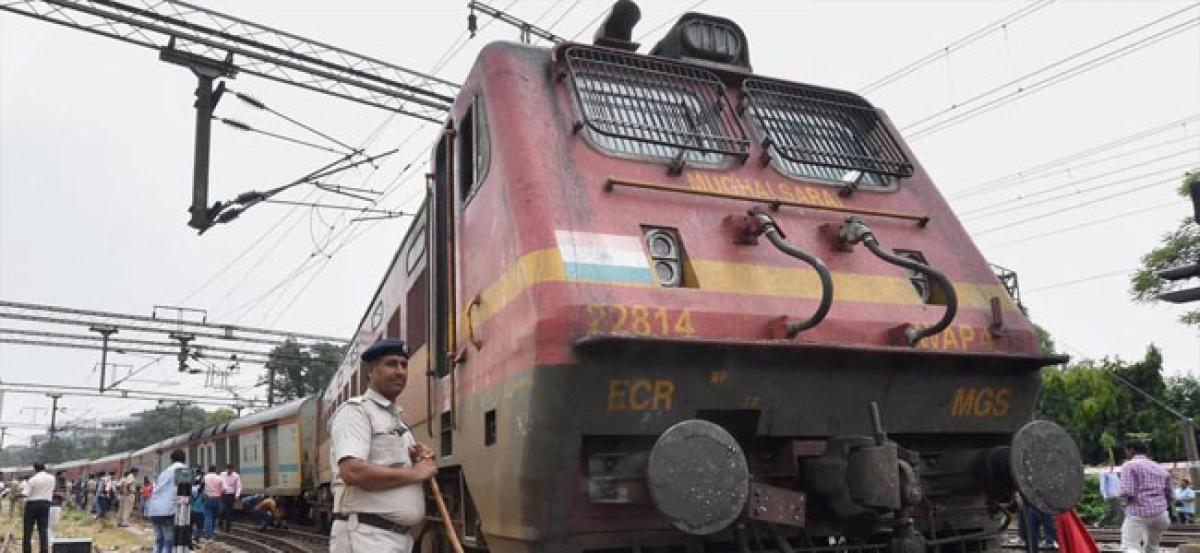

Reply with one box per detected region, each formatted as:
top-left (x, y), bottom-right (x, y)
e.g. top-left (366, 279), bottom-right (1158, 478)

top-left (593, 0), bottom-right (641, 51)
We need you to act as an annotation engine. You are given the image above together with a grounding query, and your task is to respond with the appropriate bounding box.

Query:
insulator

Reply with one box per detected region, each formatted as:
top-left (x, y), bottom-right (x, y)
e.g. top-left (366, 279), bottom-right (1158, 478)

top-left (235, 92), bottom-right (267, 110)
top-left (220, 118), bottom-right (251, 131)
top-left (468, 10), bottom-right (477, 37)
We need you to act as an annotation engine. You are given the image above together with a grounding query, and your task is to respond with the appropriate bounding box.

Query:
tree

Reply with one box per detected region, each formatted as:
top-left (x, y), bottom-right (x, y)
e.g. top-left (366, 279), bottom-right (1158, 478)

top-left (1037, 345), bottom-right (1199, 464)
top-left (1130, 170), bottom-right (1200, 326)
top-left (204, 408), bottom-right (237, 427)
top-left (106, 404), bottom-right (209, 453)
top-left (262, 339), bottom-right (344, 403)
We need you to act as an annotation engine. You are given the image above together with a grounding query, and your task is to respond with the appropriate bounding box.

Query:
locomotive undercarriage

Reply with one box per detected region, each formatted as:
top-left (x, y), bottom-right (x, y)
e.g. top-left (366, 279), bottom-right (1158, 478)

top-left (574, 430), bottom-right (1020, 553)
top-left (407, 338), bottom-right (1080, 553)
top-left (550, 338), bottom-right (1080, 553)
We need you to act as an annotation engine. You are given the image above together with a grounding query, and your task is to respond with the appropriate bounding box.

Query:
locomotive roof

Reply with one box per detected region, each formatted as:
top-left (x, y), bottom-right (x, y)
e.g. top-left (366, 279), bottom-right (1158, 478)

top-left (52, 459), bottom-right (90, 470)
top-left (91, 450), bottom-right (132, 464)
top-left (131, 436), bottom-right (176, 457)
top-left (217, 396), bottom-right (310, 435)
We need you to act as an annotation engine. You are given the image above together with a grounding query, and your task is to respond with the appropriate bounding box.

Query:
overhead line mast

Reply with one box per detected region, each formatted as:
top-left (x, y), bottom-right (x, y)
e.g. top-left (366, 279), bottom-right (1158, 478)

top-left (0, 0), bottom-right (461, 230)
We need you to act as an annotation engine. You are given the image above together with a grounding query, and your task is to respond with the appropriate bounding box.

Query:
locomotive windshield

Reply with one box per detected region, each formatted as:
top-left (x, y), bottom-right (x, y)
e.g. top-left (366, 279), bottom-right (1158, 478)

top-left (564, 46), bottom-right (750, 169)
top-left (741, 78), bottom-right (913, 189)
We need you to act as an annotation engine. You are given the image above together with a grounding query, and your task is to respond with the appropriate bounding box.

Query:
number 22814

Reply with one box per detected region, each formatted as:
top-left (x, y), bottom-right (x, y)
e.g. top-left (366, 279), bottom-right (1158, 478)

top-left (586, 304), bottom-right (696, 337)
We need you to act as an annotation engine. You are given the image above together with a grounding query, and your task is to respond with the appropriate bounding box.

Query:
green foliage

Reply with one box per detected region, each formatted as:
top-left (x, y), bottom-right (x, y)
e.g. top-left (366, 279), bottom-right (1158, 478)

top-left (106, 404), bottom-right (209, 453)
top-left (1037, 344), bottom-right (1200, 464)
top-left (204, 408), bottom-right (237, 427)
top-left (262, 339), bottom-right (344, 403)
top-left (1075, 475), bottom-right (1106, 524)
top-left (1130, 170), bottom-right (1200, 326)
top-left (1033, 323), bottom-right (1057, 357)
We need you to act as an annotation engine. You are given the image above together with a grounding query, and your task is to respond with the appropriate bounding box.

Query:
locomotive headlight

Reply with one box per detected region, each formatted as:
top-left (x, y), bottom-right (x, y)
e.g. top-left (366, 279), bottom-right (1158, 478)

top-left (586, 452), bottom-right (649, 504)
top-left (644, 228), bottom-right (684, 287)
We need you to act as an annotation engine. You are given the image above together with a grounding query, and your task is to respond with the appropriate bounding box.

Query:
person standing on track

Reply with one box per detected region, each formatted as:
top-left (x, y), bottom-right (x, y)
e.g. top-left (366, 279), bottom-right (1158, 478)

top-left (201, 465), bottom-right (223, 540)
top-left (117, 468), bottom-right (139, 527)
top-left (218, 463), bottom-right (241, 533)
top-left (147, 450), bottom-right (187, 553)
top-left (1119, 439), bottom-right (1173, 553)
top-left (328, 339), bottom-right (438, 553)
top-left (1099, 464), bottom-right (1124, 528)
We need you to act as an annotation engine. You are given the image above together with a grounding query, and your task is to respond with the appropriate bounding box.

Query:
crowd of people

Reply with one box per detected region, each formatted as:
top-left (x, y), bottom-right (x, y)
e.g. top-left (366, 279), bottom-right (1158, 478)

top-left (0, 459), bottom-right (276, 553)
top-left (0, 463), bottom-right (147, 552)
top-left (142, 454), bottom-right (283, 553)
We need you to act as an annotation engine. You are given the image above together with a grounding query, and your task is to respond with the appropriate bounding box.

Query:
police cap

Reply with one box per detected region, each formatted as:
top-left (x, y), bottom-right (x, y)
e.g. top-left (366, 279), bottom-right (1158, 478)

top-left (361, 338), bottom-right (409, 362)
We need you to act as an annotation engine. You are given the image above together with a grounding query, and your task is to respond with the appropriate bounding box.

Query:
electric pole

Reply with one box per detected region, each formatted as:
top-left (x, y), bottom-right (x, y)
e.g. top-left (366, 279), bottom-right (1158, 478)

top-left (1148, 179), bottom-right (1200, 485)
top-left (267, 365), bottom-right (275, 407)
top-left (47, 393), bottom-right (62, 441)
top-left (89, 323), bottom-right (118, 392)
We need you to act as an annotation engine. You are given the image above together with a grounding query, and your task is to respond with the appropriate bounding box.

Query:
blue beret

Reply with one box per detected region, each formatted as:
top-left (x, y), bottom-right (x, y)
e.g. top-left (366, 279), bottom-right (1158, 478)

top-left (361, 339), bottom-right (409, 362)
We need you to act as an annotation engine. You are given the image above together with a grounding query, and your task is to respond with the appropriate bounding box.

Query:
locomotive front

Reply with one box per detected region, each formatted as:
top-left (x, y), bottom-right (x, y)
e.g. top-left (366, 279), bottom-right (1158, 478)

top-left (512, 3), bottom-right (1085, 552)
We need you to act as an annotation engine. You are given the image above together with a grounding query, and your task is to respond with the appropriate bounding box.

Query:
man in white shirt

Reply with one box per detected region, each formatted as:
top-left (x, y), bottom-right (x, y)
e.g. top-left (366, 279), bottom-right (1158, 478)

top-left (1174, 478), bottom-right (1196, 523)
top-left (1099, 466), bottom-right (1124, 528)
top-left (23, 463), bottom-right (54, 553)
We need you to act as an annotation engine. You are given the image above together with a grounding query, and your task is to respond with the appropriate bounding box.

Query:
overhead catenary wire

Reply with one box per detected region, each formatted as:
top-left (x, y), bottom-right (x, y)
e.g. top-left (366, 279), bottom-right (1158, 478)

top-left (1023, 267), bottom-right (1136, 294)
top-left (902, 4), bottom-right (1200, 140)
top-left (980, 200), bottom-right (1181, 251)
top-left (951, 118), bottom-right (1200, 200)
top-left (228, 89), bottom-right (361, 156)
top-left (635, 0), bottom-right (707, 42)
top-left (858, 0), bottom-right (1056, 95)
top-left (971, 175), bottom-right (1181, 236)
top-left (215, 116), bottom-right (345, 154)
top-left (217, 0), bottom-right (529, 323)
top-left (960, 158), bottom-right (1200, 220)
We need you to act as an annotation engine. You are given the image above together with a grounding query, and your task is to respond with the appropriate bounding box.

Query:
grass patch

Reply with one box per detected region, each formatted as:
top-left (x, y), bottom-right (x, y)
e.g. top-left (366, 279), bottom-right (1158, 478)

top-left (2, 506), bottom-right (152, 551)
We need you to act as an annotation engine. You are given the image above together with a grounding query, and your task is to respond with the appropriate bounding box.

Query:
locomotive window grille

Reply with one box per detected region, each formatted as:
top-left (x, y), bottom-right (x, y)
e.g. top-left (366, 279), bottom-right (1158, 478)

top-left (563, 46), bottom-right (749, 170)
top-left (741, 78), bottom-right (912, 188)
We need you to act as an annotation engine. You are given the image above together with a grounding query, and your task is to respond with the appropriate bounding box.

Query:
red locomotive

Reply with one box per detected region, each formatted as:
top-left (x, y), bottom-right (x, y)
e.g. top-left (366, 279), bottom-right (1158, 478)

top-left (315, 2), bottom-right (1083, 552)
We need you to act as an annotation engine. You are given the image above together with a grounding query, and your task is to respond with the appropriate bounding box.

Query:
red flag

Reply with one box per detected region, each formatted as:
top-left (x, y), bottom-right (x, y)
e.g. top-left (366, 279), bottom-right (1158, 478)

top-left (1056, 510), bottom-right (1099, 553)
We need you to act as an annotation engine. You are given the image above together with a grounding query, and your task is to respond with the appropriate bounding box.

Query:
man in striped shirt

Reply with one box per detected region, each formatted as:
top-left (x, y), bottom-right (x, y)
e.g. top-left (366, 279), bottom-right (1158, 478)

top-left (1120, 440), bottom-right (1173, 553)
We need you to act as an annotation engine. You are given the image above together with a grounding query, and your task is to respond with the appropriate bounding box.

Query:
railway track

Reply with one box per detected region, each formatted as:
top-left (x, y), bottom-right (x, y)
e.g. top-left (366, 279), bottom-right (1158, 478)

top-left (1001, 525), bottom-right (1200, 550)
top-left (211, 522), bottom-right (329, 553)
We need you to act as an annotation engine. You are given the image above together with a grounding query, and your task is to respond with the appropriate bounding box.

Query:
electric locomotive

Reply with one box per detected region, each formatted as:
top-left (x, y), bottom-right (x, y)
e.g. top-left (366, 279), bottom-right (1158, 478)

top-left (316, 3), bottom-right (1084, 552)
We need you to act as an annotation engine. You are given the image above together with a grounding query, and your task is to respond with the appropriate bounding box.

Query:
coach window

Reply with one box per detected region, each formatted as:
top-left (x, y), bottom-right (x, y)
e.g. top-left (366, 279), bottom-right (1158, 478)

top-left (458, 96), bottom-right (491, 205)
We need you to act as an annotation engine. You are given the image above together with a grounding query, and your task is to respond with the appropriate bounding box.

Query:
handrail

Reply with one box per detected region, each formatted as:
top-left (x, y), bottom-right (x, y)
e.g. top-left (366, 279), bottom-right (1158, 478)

top-left (749, 210), bottom-right (834, 336)
top-left (838, 216), bottom-right (957, 345)
top-left (606, 177), bottom-right (930, 226)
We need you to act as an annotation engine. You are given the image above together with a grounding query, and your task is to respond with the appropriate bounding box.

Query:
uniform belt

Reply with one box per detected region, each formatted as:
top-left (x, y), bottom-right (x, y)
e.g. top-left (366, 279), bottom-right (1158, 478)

top-left (334, 513), bottom-right (409, 534)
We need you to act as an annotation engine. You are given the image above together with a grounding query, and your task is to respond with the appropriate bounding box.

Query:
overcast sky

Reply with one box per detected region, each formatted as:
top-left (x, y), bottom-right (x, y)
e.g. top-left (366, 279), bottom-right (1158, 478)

top-left (1, 0), bottom-right (1198, 447)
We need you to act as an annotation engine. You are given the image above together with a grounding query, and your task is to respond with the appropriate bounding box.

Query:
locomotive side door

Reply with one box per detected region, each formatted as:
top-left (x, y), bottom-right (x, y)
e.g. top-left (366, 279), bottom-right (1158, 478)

top-left (428, 93), bottom-right (490, 457)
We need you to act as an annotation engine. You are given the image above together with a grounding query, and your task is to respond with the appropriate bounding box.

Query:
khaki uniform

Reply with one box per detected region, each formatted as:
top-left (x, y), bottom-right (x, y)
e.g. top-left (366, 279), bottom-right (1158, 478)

top-left (329, 388), bottom-right (423, 552)
top-left (117, 475), bottom-right (137, 526)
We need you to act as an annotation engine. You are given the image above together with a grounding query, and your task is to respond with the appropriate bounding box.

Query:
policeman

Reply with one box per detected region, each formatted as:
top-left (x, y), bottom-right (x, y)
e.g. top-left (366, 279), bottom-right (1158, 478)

top-left (329, 338), bottom-right (437, 552)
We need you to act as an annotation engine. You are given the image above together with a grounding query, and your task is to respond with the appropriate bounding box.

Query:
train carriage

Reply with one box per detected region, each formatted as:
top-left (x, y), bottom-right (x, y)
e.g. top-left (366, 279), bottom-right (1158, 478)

top-left (52, 458), bottom-right (89, 482)
top-left (86, 451), bottom-right (131, 480)
top-left (130, 437), bottom-right (176, 479)
top-left (232, 396), bottom-right (316, 499)
top-left (315, 3), bottom-right (1082, 552)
